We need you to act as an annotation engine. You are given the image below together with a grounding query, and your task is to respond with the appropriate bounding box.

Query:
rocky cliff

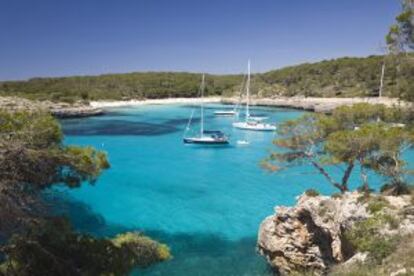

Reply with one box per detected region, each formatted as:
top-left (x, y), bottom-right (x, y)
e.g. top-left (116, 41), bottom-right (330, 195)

top-left (0, 96), bottom-right (104, 118)
top-left (257, 192), bottom-right (414, 275)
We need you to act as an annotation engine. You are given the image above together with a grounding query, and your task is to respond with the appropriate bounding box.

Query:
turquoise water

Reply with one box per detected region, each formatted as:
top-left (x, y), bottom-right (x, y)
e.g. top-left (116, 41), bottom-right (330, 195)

top-left (55, 104), bottom-right (400, 275)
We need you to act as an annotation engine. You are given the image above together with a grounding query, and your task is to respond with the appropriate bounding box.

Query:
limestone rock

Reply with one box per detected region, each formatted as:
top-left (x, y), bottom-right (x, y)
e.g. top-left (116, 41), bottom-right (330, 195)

top-left (0, 96), bottom-right (104, 118)
top-left (257, 192), bottom-right (414, 275)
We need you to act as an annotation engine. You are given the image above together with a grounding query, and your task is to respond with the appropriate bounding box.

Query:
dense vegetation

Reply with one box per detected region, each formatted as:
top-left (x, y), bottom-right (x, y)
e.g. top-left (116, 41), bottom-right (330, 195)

top-left (1, 55), bottom-right (412, 103)
top-left (257, 55), bottom-right (413, 98)
top-left (0, 110), bottom-right (170, 275)
top-left (0, 72), bottom-right (242, 102)
top-left (329, 191), bottom-right (414, 276)
top-left (386, 0), bottom-right (414, 102)
top-left (263, 103), bottom-right (414, 194)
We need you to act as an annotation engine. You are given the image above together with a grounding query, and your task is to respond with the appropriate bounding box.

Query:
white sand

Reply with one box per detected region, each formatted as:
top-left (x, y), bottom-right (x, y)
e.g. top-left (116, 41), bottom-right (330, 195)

top-left (90, 97), bottom-right (222, 108)
top-left (90, 96), bottom-right (411, 113)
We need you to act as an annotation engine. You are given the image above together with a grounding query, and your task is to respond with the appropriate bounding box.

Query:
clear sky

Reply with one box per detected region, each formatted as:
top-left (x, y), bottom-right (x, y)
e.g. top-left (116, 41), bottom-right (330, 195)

top-left (0, 0), bottom-right (400, 80)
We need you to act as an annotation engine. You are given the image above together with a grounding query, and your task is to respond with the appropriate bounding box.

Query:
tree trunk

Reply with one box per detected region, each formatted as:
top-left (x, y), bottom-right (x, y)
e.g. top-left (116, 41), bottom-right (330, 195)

top-left (310, 160), bottom-right (347, 193)
top-left (341, 162), bottom-right (354, 190)
top-left (360, 164), bottom-right (369, 192)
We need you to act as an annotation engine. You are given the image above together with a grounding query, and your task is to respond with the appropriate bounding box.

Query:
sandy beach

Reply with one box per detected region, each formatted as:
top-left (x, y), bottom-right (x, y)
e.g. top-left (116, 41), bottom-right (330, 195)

top-left (90, 97), bottom-right (222, 108)
top-left (90, 96), bottom-right (410, 113)
top-left (1, 96), bottom-right (409, 117)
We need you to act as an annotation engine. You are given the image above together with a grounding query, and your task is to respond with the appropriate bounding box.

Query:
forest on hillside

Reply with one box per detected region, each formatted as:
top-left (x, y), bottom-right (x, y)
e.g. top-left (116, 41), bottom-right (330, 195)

top-left (0, 55), bottom-right (413, 102)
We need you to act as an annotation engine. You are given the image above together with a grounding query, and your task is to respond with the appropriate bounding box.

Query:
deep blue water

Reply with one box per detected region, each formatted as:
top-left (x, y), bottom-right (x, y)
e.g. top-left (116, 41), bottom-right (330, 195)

top-left (54, 104), bottom-right (407, 275)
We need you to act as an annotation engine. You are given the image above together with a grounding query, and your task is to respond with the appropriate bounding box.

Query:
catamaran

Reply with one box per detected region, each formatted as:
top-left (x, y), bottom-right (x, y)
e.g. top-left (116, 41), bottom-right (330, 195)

top-left (232, 60), bottom-right (276, 131)
top-left (183, 74), bottom-right (229, 145)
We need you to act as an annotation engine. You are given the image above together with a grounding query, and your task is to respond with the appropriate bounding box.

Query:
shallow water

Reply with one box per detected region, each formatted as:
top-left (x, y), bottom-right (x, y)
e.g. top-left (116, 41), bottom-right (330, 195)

top-left (55, 104), bottom-right (402, 275)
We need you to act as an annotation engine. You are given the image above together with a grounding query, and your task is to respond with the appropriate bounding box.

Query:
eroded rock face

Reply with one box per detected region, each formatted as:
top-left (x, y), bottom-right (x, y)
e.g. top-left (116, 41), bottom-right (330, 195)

top-left (257, 192), bottom-right (414, 275)
top-left (258, 208), bottom-right (335, 275)
top-left (258, 192), bottom-right (366, 275)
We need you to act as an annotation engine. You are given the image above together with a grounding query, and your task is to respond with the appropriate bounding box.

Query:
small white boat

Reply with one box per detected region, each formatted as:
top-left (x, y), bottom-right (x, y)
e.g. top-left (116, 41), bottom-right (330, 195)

top-left (237, 139), bottom-right (250, 145)
top-left (214, 110), bottom-right (238, 116)
top-left (183, 74), bottom-right (229, 145)
top-left (233, 60), bottom-right (277, 132)
top-left (233, 121), bottom-right (276, 131)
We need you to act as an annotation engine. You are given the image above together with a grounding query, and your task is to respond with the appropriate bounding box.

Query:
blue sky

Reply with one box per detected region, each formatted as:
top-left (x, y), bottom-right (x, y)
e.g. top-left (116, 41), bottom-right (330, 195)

top-left (0, 0), bottom-right (400, 80)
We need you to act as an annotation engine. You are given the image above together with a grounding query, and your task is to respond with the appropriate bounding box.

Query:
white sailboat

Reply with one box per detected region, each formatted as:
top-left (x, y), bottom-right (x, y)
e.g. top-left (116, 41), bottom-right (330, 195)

top-left (232, 60), bottom-right (276, 131)
top-left (183, 74), bottom-right (229, 145)
top-left (214, 82), bottom-right (244, 117)
top-left (214, 109), bottom-right (238, 116)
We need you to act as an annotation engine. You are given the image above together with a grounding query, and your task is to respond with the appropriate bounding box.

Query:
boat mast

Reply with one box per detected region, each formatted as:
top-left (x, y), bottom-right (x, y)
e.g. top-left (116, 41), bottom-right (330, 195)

top-left (200, 74), bottom-right (205, 136)
top-left (246, 60), bottom-right (251, 122)
top-left (379, 62), bottom-right (385, 98)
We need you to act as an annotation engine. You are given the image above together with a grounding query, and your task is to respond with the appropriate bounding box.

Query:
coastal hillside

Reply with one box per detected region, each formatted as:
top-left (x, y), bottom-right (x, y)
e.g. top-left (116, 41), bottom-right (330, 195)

top-left (256, 55), bottom-right (412, 98)
top-left (0, 72), bottom-right (242, 102)
top-left (1, 55), bottom-right (412, 102)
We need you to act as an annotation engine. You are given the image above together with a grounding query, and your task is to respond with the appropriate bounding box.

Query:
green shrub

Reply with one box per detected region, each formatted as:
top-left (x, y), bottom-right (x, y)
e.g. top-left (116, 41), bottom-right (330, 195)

top-left (369, 237), bottom-right (399, 262)
top-left (382, 214), bottom-right (400, 229)
top-left (345, 214), bottom-right (399, 263)
top-left (305, 189), bottom-right (320, 197)
top-left (1, 219), bottom-right (171, 275)
top-left (331, 235), bottom-right (414, 276)
top-left (111, 232), bottom-right (171, 267)
top-left (357, 192), bottom-right (371, 204)
top-left (331, 193), bottom-right (342, 199)
top-left (366, 196), bottom-right (390, 214)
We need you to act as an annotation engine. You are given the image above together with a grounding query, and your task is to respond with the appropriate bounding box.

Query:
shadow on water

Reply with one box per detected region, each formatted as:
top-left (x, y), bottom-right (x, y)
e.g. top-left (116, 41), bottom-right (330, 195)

top-left (62, 119), bottom-right (180, 136)
top-left (61, 115), bottom-right (219, 137)
top-left (164, 115), bottom-right (214, 126)
top-left (103, 110), bottom-right (141, 117)
top-left (46, 192), bottom-right (272, 276)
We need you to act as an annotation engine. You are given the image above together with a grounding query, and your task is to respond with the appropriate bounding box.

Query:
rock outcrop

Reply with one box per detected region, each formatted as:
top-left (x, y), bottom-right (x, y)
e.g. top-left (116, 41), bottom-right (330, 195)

top-left (257, 192), bottom-right (414, 275)
top-left (222, 96), bottom-right (412, 113)
top-left (0, 96), bottom-right (104, 118)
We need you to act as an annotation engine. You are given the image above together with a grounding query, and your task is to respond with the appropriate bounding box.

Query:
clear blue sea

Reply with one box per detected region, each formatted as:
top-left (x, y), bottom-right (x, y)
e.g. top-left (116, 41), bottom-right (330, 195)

top-left (53, 104), bottom-right (411, 275)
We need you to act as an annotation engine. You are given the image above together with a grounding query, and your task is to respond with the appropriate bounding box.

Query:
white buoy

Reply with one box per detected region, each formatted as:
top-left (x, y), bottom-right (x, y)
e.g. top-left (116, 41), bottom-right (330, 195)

top-left (237, 140), bottom-right (250, 145)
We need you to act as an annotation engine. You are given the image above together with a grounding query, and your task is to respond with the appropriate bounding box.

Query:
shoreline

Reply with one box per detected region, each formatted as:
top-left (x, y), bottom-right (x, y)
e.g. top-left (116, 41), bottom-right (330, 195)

top-left (1, 96), bottom-right (410, 118)
top-left (89, 97), bottom-right (222, 108)
top-left (90, 96), bottom-right (409, 113)
top-left (222, 96), bottom-right (409, 113)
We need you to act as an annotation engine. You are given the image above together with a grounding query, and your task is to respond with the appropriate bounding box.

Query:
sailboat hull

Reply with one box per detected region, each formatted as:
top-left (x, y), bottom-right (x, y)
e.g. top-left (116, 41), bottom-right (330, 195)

top-left (183, 137), bottom-right (229, 144)
top-left (214, 111), bottom-right (238, 116)
top-left (232, 121), bottom-right (276, 131)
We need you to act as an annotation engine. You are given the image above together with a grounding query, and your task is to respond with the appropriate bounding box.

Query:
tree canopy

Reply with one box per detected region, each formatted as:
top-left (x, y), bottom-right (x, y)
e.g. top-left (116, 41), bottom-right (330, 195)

top-left (385, 0), bottom-right (414, 102)
top-left (264, 104), bottom-right (414, 194)
top-left (387, 0), bottom-right (414, 52)
top-left (0, 110), bottom-right (171, 275)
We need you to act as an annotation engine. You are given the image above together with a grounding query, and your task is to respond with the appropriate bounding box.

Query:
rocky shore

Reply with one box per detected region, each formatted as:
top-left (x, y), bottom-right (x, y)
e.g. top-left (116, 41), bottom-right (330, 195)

top-left (1, 95), bottom-right (410, 118)
top-left (221, 96), bottom-right (410, 113)
top-left (0, 96), bottom-right (104, 118)
top-left (257, 192), bottom-right (414, 275)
